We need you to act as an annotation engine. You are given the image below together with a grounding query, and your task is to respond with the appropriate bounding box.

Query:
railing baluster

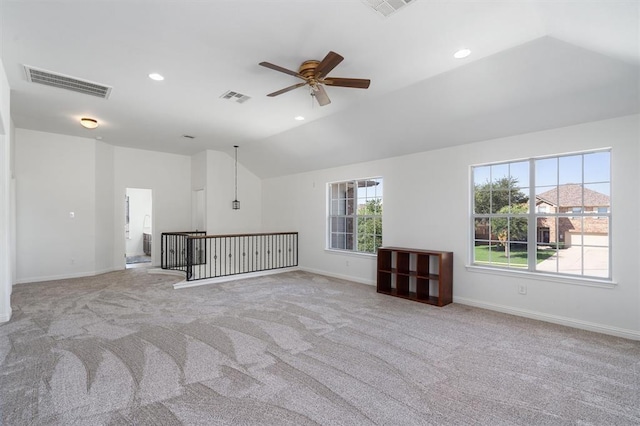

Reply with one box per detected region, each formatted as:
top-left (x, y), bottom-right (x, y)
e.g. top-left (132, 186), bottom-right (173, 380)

top-left (162, 232), bottom-right (297, 281)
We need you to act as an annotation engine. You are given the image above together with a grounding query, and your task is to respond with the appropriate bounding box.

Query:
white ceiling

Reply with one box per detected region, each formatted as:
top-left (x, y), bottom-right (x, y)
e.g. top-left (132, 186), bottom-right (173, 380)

top-left (2, 0), bottom-right (638, 178)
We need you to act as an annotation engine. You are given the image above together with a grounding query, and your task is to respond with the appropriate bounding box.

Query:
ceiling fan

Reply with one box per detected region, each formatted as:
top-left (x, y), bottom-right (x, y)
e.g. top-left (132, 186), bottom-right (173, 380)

top-left (259, 51), bottom-right (371, 106)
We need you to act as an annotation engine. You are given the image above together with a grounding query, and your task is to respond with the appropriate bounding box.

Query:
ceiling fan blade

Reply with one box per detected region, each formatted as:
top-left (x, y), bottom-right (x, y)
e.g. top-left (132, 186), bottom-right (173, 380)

top-left (267, 82), bottom-right (308, 97)
top-left (315, 51), bottom-right (344, 79)
top-left (259, 62), bottom-right (305, 80)
top-left (323, 77), bottom-right (371, 89)
top-left (313, 84), bottom-right (331, 106)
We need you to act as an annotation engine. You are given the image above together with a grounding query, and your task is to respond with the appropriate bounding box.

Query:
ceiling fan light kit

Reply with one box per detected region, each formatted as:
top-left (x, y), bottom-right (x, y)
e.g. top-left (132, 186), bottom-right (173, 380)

top-left (259, 51), bottom-right (371, 107)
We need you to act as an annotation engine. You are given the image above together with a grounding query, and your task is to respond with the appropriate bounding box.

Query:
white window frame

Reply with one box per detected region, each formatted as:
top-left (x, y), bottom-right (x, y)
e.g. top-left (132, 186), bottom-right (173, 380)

top-left (469, 149), bottom-right (612, 282)
top-left (327, 177), bottom-right (383, 255)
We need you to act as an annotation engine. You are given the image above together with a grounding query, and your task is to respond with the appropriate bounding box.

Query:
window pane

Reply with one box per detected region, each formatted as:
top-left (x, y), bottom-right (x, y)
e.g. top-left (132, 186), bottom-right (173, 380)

top-left (331, 200), bottom-right (343, 215)
top-left (345, 217), bottom-right (354, 234)
top-left (584, 151), bottom-right (610, 183)
top-left (536, 216), bottom-right (555, 245)
top-left (584, 247), bottom-right (609, 278)
top-left (338, 182), bottom-right (346, 198)
top-left (509, 190), bottom-right (529, 213)
top-left (558, 246), bottom-right (582, 276)
top-left (474, 241), bottom-right (495, 265)
top-left (345, 232), bottom-right (354, 250)
top-left (489, 217), bottom-right (508, 244)
top-left (536, 186), bottom-right (557, 208)
top-left (584, 183), bottom-right (610, 210)
top-left (507, 243), bottom-right (528, 268)
top-left (374, 235), bottom-right (383, 251)
top-left (346, 198), bottom-right (355, 215)
top-left (474, 165), bottom-right (491, 187)
top-left (584, 217), bottom-right (609, 248)
top-left (330, 184), bottom-right (339, 200)
top-left (474, 191), bottom-right (491, 214)
top-left (475, 217), bottom-right (490, 241)
top-left (536, 245), bottom-right (557, 272)
top-left (365, 180), bottom-right (378, 199)
top-left (559, 155), bottom-right (582, 185)
top-left (491, 164), bottom-right (509, 186)
top-left (491, 190), bottom-right (509, 213)
top-left (535, 157), bottom-right (557, 187)
top-left (331, 233), bottom-right (344, 250)
top-left (509, 161), bottom-right (529, 188)
top-left (509, 217), bottom-right (528, 242)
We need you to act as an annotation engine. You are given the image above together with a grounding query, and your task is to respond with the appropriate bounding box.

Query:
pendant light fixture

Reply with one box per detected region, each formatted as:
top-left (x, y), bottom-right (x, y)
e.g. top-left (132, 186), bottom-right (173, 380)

top-left (232, 145), bottom-right (240, 210)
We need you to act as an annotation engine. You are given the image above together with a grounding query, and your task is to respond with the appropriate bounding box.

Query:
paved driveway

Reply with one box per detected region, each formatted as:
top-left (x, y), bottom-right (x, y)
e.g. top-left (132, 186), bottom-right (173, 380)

top-left (537, 246), bottom-right (609, 278)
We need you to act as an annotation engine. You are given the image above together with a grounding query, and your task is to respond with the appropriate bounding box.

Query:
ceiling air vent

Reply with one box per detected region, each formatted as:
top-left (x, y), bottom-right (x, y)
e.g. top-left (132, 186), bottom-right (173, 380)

top-left (363, 0), bottom-right (416, 18)
top-left (24, 65), bottom-right (112, 99)
top-left (220, 90), bottom-right (251, 104)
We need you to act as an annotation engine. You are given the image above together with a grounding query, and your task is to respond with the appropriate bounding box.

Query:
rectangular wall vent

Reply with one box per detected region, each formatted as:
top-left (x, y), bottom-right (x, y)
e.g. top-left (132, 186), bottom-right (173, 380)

top-left (220, 90), bottom-right (251, 104)
top-left (363, 0), bottom-right (415, 18)
top-left (24, 65), bottom-right (112, 99)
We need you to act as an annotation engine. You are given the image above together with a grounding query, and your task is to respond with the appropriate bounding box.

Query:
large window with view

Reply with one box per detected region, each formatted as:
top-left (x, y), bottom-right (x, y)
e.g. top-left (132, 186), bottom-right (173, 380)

top-left (472, 150), bottom-right (611, 280)
top-left (328, 178), bottom-right (383, 254)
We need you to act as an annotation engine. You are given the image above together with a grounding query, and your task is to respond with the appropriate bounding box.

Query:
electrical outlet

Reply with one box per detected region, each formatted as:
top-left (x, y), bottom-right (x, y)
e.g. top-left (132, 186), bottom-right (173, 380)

top-left (518, 284), bottom-right (527, 295)
top-left (346, 260), bottom-right (350, 267)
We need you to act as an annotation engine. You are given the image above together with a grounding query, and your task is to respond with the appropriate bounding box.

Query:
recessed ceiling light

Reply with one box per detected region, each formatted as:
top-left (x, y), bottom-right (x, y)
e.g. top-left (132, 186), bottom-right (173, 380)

top-left (80, 117), bottom-right (98, 129)
top-left (148, 73), bottom-right (164, 81)
top-left (294, 116), bottom-right (305, 121)
top-left (454, 49), bottom-right (471, 59)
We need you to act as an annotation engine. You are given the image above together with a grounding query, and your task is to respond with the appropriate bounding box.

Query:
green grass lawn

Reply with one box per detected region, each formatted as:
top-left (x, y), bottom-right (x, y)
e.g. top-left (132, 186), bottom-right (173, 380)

top-left (474, 245), bottom-right (555, 267)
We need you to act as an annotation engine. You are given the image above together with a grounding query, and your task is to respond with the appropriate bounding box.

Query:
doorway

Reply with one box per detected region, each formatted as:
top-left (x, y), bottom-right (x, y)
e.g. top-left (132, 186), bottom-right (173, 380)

top-left (125, 188), bottom-right (153, 268)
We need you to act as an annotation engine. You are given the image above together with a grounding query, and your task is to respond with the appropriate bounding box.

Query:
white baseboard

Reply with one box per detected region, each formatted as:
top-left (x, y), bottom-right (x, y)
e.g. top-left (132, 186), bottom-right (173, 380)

top-left (455, 296), bottom-right (640, 341)
top-left (298, 266), bottom-right (375, 286)
top-left (173, 267), bottom-right (300, 289)
top-left (0, 307), bottom-right (12, 323)
top-left (15, 267), bottom-right (120, 285)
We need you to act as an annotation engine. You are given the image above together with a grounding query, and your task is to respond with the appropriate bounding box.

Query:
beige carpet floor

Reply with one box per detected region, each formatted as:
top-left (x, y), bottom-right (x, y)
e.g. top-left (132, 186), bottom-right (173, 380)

top-left (1, 268), bottom-right (639, 425)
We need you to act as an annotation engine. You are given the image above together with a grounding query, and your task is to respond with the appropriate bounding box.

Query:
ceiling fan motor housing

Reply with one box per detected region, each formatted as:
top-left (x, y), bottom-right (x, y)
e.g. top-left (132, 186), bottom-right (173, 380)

top-left (299, 60), bottom-right (320, 83)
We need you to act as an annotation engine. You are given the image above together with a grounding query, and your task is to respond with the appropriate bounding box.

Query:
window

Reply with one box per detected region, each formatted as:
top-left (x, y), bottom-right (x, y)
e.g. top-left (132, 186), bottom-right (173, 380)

top-left (328, 178), bottom-right (383, 254)
top-left (472, 149), bottom-right (611, 280)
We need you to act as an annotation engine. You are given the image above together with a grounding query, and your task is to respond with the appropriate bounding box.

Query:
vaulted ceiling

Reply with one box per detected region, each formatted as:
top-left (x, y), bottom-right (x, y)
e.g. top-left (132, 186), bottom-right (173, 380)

top-left (2, 0), bottom-right (638, 178)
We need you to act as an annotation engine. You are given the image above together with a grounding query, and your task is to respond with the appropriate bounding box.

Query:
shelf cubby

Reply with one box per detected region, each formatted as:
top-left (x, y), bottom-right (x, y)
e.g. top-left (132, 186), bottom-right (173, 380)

top-left (376, 247), bottom-right (453, 307)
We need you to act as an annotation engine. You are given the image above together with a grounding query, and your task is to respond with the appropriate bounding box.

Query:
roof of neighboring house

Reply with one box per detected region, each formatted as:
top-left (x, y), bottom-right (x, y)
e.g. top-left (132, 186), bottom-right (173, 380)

top-left (536, 184), bottom-right (610, 207)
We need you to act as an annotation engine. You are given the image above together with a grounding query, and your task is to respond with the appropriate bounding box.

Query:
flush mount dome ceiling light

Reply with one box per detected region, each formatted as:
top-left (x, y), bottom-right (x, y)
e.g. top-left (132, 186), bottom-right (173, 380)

top-left (148, 73), bottom-right (164, 81)
top-left (80, 117), bottom-right (98, 129)
top-left (454, 49), bottom-right (471, 59)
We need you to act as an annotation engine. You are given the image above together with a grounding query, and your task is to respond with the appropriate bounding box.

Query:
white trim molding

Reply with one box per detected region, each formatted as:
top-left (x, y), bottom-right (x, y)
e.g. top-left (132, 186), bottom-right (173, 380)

top-left (15, 268), bottom-right (121, 285)
top-left (0, 307), bottom-right (12, 323)
top-left (299, 266), bottom-right (375, 286)
top-left (172, 267), bottom-right (300, 290)
top-left (455, 296), bottom-right (640, 341)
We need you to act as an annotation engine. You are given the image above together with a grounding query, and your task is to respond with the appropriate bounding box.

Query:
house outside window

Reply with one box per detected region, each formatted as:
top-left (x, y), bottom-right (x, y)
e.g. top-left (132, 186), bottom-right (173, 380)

top-left (472, 149), bottom-right (611, 280)
top-left (328, 178), bottom-right (383, 254)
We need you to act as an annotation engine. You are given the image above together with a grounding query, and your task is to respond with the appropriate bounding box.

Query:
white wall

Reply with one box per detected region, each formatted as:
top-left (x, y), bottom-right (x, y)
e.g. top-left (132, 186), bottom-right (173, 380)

top-left (95, 141), bottom-right (114, 274)
top-left (0, 59), bottom-right (13, 322)
top-left (205, 150), bottom-right (262, 235)
top-left (113, 147), bottom-right (191, 268)
top-left (15, 130), bottom-right (97, 282)
top-left (125, 188), bottom-right (152, 256)
top-left (262, 115), bottom-right (640, 339)
top-left (13, 131), bottom-right (192, 280)
top-left (191, 151), bottom-right (207, 231)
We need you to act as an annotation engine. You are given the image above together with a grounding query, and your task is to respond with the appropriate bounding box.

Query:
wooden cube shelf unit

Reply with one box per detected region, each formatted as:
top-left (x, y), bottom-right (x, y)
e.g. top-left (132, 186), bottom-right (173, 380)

top-left (377, 247), bottom-right (453, 307)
